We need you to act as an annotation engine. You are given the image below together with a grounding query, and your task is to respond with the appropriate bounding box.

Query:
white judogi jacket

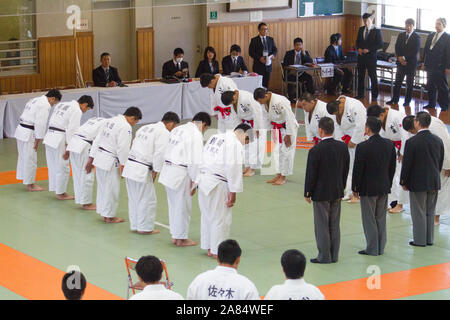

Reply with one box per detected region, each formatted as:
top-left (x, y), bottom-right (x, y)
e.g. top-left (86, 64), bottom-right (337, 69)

top-left (429, 116), bottom-right (450, 170)
top-left (66, 117), bottom-right (105, 155)
top-left (158, 122), bottom-right (203, 191)
top-left (336, 96), bottom-right (366, 144)
top-left (211, 75), bottom-right (238, 115)
top-left (89, 114), bottom-right (132, 171)
top-left (380, 108), bottom-right (409, 155)
top-left (196, 131), bottom-right (244, 196)
top-left (304, 99), bottom-right (336, 141)
top-left (234, 90), bottom-right (264, 130)
top-left (187, 266), bottom-right (260, 300)
top-left (43, 100), bottom-right (82, 149)
top-left (264, 279), bottom-right (325, 300)
top-left (267, 92), bottom-right (299, 140)
top-left (129, 284), bottom-right (184, 300)
top-left (15, 95), bottom-right (51, 142)
top-left (122, 122), bottom-right (170, 183)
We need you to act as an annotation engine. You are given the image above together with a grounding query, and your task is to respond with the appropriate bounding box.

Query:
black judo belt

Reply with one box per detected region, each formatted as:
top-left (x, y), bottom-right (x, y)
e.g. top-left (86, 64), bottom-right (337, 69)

top-left (20, 123), bottom-right (35, 130)
top-left (164, 160), bottom-right (187, 168)
top-left (128, 158), bottom-right (153, 171)
top-left (75, 134), bottom-right (93, 145)
top-left (49, 126), bottom-right (65, 133)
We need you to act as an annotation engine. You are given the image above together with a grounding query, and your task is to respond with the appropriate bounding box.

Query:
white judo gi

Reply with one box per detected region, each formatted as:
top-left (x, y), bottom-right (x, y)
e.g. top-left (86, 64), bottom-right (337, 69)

top-left (264, 279), bottom-right (325, 300)
top-left (304, 99), bottom-right (340, 143)
top-left (129, 284), bottom-right (184, 300)
top-left (15, 95), bottom-right (52, 185)
top-left (196, 130), bottom-right (244, 255)
top-left (210, 75), bottom-right (240, 133)
top-left (90, 115), bottom-right (132, 218)
top-left (66, 117), bottom-right (105, 205)
top-left (122, 122), bottom-right (170, 232)
top-left (158, 122), bottom-right (203, 240)
top-left (43, 100), bottom-right (82, 195)
top-left (186, 266), bottom-right (260, 300)
top-left (265, 93), bottom-right (299, 176)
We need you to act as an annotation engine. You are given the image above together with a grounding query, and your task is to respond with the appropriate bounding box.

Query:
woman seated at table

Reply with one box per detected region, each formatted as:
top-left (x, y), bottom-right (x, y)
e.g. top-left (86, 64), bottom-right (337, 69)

top-left (195, 46), bottom-right (220, 78)
top-left (324, 33), bottom-right (352, 95)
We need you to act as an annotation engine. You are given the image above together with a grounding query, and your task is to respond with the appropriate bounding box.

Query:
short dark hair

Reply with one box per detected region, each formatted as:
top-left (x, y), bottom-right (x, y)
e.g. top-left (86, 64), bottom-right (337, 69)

top-left (402, 115), bottom-right (415, 131)
top-left (135, 255), bottom-right (163, 284)
top-left (294, 37), bottom-right (303, 45)
top-left (415, 111), bottom-right (431, 128)
top-left (258, 22), bottom-right (267, 30)
top-left (299, 92), bottom-right (316, 103)
top-left (161, 111), bottom-right (180, 123)
top-left (218, 239), bottom-right (242, 265)
top-left (281, 249), bottom-right (306, 279)
top-left (234, 123), bottom-right (252, 133)
top-left (78, 95), bottom-right (94, 108)
top-left (330, 34), bottom-right (338, 45)
top-left (335, 33), bottom-right (342, 40)
top-left (192, 112), bottom-right (212, 126)
top-left (203, 46), bottom-right (216, 61)
top-left (326, 100), bottom-right (340, 115)
top-left (100, 52), bottom-right (110, 59)
top-left (366, 105), bottom-right (385, 118)
top-left (230, 44), bottom-right (241, 53)
top-left (318, 117), bottom-right (334, 135)
top-left (253, 87), bottom-right (267, 100)
top-left (173, 48), bottom-right (184, 56)
top-left (405, 18), bottom-right (415, 26)
top-left (362, 12), bottom-right (373, 19)
top-left (221, 91), bottom-right (236, 106)
top-left (124, 106), bottom-right (142, 120)
top-left (62, 271), bottom-right (87, 300)
top-left (200, 73), bottom-right (216, 87)
top-left (46, 89), bottom-right (62, 101)
top-left (366, 116), bottom-right (382, 134)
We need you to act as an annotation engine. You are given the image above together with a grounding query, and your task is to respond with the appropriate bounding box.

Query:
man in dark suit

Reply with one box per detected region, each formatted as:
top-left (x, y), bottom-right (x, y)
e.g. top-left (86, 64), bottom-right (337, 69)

top-left (305, 117), bottom-right (350, 264)
top-left (422, 18), bottom-right (450, 111)
top-left (400, 112), bottom-right (444, 247)
top-left (222, 44), bottom-right (248, 76)
top-left (352, 117), bottom-right (396, 256)
top-left (324, 33), bottom-right (353, 95)
top-left (92, 52), bottom-right (122, 87)
top-left (162, 48), bottom-right (190, 79)
top-left (282, 37), bottom-right (315, 100)
top-left (249, 22), bottom-right (277, 89)
top-left (355, 13), bottom-right (383, 101)
top-left (387, 19), bottom-right (421, 107)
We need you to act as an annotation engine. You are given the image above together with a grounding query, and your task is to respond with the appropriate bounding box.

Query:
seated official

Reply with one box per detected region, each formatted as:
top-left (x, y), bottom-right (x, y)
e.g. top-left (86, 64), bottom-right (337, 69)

top-left (162, 47), bottom-right (190, 79)
top-left (222, 44), bottom-right (248, 75)
top-left (282, 37), bottom-right (315, 101)
top-left (92, 52), bottom-right (122, 87)
top-left (324, 33), bottom-right (352, 95)
top-left (195, 46), bottom-right (219, 78)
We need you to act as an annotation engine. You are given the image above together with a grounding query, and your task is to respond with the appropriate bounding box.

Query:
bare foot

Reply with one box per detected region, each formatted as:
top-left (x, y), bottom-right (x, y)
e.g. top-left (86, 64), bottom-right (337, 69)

top-left (243, 168), bottom-right (255, 177)
top-left (435, 215), bottom-right (440, 226)
top-left (26, 184), bottom-right (45, 192)
top-left (347, 197), bottom-right (360, 204)
top-left (389, 204), bottom-right (404, 213)
top-left (56, 193), bottom-right (75, 200)
top-left (272, 176), bottom-right (286, 185)
top-left (103, 217), bottom-right (126, 223)
top-left (172, 239), bottom-right (176, 244)
top-left (137, 229), bottom-right (160, 235)
top-left (266, 174), bottom-right (281, 183)
top-left (243, 167), bottom-right (250, 174)
top-left (207, 249), bottom-right (213, 257)
top-left (212, 254), bottom-right (218, 259)
top-left (82, 204), bottom-right (97, 210)
top-left (175, 239), bottom-right (198, 247)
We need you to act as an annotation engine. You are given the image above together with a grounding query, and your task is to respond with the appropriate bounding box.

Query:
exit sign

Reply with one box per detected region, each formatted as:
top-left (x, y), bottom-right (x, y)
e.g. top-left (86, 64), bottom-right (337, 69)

top-left (210, 11), bottom-right (217, 20)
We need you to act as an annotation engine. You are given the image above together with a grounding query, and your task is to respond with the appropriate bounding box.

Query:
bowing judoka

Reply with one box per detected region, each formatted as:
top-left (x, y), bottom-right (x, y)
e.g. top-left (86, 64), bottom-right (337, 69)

top-left (86, 107), bottom-right (142, 223)
top-left (326, 96), bottom-right (367, 203)
top-left (367, 105), bottom-right (410, 213)
top-left (196, 123), bottom-right (251, 258)
top-left (122, 112), bottom-right (180, 234)
top-left (66, 116), bottom-right (106, 210)
top-left (14, 89), bottom-right (61, 191)
top-left (43, 95), bottom-right (93, 200)
top-left (200, 73), bottom-right (240, 133)
top-left (158, 112), bottom-right (211, 246)
top-left (221, 90), bottom-right (265, 177)
top-left (253, 88), bottom-right (299, 185)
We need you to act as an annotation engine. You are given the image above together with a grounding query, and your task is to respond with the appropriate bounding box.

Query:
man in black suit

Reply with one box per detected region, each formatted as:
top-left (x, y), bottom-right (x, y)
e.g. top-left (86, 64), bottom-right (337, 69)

top-left (400, 112), bottom-right (444, 247)
top-left (222, 44), bottom-right (248, 76)
top-left (387, 19), bottom-right (421, 107)
top-left (305, 117), bottom-right (350, 264)
top-left (324, 33), bottom-right (353, 95)
top-left (249, 22), bottom-right (277, 89)
top-left (92, 52), bottom-right (122, 87)
top-left (282, 37), bottom-right (315, 100)
top-left (162, 48), bottom-right (190, 79)
top-left (422, 18), bottom-right (450, 111)
top-left (352, 117), bottom-right (396, 256)
top-left (355, 13), bottom-right (383, 101)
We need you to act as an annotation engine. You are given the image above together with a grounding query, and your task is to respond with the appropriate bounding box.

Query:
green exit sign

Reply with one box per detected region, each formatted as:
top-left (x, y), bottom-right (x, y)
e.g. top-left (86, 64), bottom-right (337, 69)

top-left (210, 11), bottom-right (217, 20)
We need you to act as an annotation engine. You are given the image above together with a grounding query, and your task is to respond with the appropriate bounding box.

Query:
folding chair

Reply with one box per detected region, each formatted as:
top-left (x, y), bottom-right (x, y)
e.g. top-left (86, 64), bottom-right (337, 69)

top-left (125, 256), bottom-right (173, 299)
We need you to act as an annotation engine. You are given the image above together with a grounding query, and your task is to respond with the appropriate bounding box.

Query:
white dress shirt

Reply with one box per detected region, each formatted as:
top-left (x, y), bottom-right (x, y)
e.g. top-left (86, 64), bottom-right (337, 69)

top-left (265, 279), bottom-right (325, 300)
top-left (129, 284), bottom-right (184, 300)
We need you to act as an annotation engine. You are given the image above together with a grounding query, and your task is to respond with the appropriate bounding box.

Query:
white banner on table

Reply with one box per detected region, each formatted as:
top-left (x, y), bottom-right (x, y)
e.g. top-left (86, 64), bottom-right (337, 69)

top-left (319, 63), bottom-right (334, 78)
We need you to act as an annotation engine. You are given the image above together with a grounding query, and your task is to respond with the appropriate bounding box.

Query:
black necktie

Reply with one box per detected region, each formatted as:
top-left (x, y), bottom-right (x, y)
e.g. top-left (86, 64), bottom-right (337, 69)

top-left (364, 28), bottom-right (369, 40)
top-left (263, 37), bottom-right (268, 51)
top-left (177, 63), bottom-right (181, 71)
top-left (105, 69), bottom-right (110, 83)
top-left (233, 58), bottom-right (237, 71)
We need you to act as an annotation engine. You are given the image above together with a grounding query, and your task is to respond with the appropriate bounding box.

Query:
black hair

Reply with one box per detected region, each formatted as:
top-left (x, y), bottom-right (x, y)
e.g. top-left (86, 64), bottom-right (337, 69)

top-left (62, 271), bottom-right (87, 300)
top-left (217, 239), bottom-right (242, 265)
top-left (46, 89), bottom-right (62, 101)
top-left (366, 105), bottom-right (385, 118)
top-left (100, 52), bottom-right (110, 59)
top-left (230, 44), bottom-right (241, 53)
top-left (294, 37), bottom-right (303, 45)
top-left (203, 46), bottom-right (216, 61)
top-left (330, 34), bottom-right (338, 45)
top-left (405, 18), bottom-right (415, 26)
top-left (173, 48), bottom-right (184, 56)
top-left (318, 117), bottom-right (335, 135)
top-left (362, 12), bottom-right (373, 19)
top-left (161, 111), bottom-right (180, 124)
top-left (402, 115), bottom-right (415, 131)
top-left (281, 249), bottom-right (306, 279)
top-left (258, 22), bottom-right (267, 30)
top-left (366, 116), bottom-right (382, 134)
top-left (335, 33), bottom-right (342, 40)
top-left (415, 111), bottom-right (431, 128)
top-left (221, 91), bottom-right (236, 106)
top-left (124, 106), bottom-right (142, 120)
top-left (135, 255), bottom-right (163, 284)
top-left (299, 92), bottom-right (316, 103)
top-left (78, 95), bottom-right (94, 108)
top-left (200, 73), bottom-right (216, 88)
top-left (326, 100), bottom-right (340, 115)
top-left (253, 87), bottom-right (267, 100)
top-left (192, 112), bottom-right (212, 127)
top-left (234, 123), bottom-right (252, 133)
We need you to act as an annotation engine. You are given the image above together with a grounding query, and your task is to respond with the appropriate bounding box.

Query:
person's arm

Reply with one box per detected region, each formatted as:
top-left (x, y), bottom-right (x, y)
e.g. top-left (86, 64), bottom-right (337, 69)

top-left (162, 62), bottom-right (170, 79)
top-left (304, 110), bottom-right (313, 142)
top-left (388, 142), bottom-right (397, 187)
top-left (249, 38), bottom-right (260, 61)
top-left (240, 56), bottom-right (248, 72)
top-left (66, 109), bottom-right (82, 145)
top-left (303, 51), bottom-right (313, 64)
top-left (343, 145), bottom-right (350, 189)
top-left (438, 139), bottom-right (445, 172)
top-left (394, 34), bottom-right (402, 58)
top-left (304, 147), bottom-right (318, 198)
top-left (117, 126), bottom-right (132, 166)
top-left (324, 46), bottom-right (332, 63)
top-left (356, 27), bottom-right (363, 50)
top-left (250, 99), bottom-right (264, 131)
top-left (153, 130), bottom-right (170, 173)
top-left (34, 103), bottom-right (51, 140)
top-left (114, 67), bottom-right (122, 86)
top-left (368, 28), bottom-right (383, 53)
top-left (185, 62), bottom-right (190, 78)
top-left (350, 104), bottom-right (367, 145)
top-left (225, 141), bottom-right (244, 195)
top-left (271, 37), bottom-right (278, 57)
top-left (411, 34), bottom-right (421, 62)
top-left (400, 140), bottom-right (413, 187)
top-left (195, 60), bottom-right (203, 78)
top-left (351, 144), bottom-right (364, 193)
top-left (221, 57), bottom-right (230, 75)
top-left (446, 34), bottom-right (450, 70)
top-left (92, 68), bottom-right (106, 87)
top-left (281, 51), bottom-right (289, 68)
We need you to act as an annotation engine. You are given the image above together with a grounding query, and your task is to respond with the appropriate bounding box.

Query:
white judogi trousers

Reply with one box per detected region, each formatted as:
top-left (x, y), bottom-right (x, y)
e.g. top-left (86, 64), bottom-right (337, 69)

top-left (272, 129), bottom-right (297, 176)
top-left (16, 138), bottom-right (37, 185)
top-left (165, 176), bottom-right (192, 239)
top-left (436, 171), bottom-right (450, 216)
top-left (344, 147), bottom-right (355, 198)
top-left (126, 177), bottom-right (157, 232)
top-left (244, 130), bottom-right (266, 170)
top-left (199, 182), bottom-right (232, 255)
top-left (96, 165), bottom-right (121, 218)
top-left (46, 142), bottom-right (70, 194)
top-left (388, 159), bottom-right (409, 205)
top-left (70, 149), bottom-right (95, 205)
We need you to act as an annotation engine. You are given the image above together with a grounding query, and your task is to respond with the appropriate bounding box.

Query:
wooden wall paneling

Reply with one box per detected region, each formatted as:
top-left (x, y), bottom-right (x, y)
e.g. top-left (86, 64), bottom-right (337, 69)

top-left (137, 28), bottom-right (154, 80)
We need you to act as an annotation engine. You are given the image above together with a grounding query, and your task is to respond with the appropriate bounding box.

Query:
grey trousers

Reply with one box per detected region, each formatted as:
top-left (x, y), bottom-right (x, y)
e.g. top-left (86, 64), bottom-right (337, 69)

top-left (313, 199), bottom-right (341, 263)
top-left (360, 195), bottom-right (388, 256)
top-left (409, 191), bottom-right (438, 246)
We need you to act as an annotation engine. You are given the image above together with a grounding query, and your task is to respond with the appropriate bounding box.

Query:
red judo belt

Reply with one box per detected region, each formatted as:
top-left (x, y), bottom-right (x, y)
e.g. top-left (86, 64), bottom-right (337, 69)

top-left (271, 122), bottom-right (286, 143)
top-left (214, 106), bottom-right (231, 119)
top-left (393, 140), bottom-right (402, 150)
top-left (242, 119), bottom-right (254, 128)
top-left (341, 135), bottom-right (352, 144)
top-left (313, 137), bottom-right (321, 145)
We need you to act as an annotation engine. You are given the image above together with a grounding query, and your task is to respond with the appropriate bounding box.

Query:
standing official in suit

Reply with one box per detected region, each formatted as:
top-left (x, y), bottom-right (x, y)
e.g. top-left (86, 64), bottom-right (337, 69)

top-left (195, 46), bottom-right (219, 78)
top-left (249, 22), bottom-right (277, 89)
top-left (400, 112), bottom-right (444, 247)
top-left (422, 18), bottom-right (450, 111)
top-left (324, 33), bottom-right (352, 95)
top-left (92, 52), bottom-right (122, 87)
top-left (222, 44), bottom-right (248, 76)
top-left (355, 13), bottom-right (383, 100)
top-left (305, 117), bottom-right (350, 263)
top-left (162, 48), bottom-right (190, 79)
top-left (352, 117), bottom-right (396, 256)
top-left (387, 19), bottom-right (421, 107)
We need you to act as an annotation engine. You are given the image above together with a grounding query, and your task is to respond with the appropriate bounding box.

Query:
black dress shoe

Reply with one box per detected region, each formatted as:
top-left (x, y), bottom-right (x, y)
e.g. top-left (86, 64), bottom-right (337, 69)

top-left (358, 250), bottom-right (368, 255)
top-left (427, 243), bottom-right (433, 246)
top-left (310, 258), bottom-right (331, 264)
top-left (386, 100), bottom-right (398, 105)
top-left (423, 105), bottom-right (435, 109)
top-left (409, 241), bottom-right (426, 247)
